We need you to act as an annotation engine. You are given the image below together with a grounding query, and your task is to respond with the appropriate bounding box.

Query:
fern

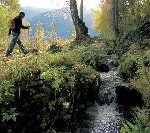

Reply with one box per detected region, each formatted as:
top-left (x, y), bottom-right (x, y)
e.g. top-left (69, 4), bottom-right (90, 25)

top-left (121, 118), bottom-right (150, 133)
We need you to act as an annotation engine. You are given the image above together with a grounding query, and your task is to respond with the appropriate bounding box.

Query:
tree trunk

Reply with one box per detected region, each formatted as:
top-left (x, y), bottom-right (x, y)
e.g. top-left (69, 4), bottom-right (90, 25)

top-left (112, 0), bottom-right (119, 38)
top-left (115, 0), bottom-right (119, 36)
top-left (80, 0), bottom-right (83, 21)
top-left (70, 0), bottom-right (89, 40)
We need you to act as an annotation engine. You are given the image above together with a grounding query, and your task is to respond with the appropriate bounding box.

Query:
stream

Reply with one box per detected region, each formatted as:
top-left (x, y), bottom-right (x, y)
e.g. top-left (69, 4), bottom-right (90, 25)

top-left (74, 70), bottom-right (124, 133)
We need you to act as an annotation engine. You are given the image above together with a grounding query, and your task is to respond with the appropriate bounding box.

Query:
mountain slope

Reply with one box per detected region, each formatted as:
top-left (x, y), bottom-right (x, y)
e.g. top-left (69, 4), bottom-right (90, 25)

top-left (22, 7), bottom-right (98, 39)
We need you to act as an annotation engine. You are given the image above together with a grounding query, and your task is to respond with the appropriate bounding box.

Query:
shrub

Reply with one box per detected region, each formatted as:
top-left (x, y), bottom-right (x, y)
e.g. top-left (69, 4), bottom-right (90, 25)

top-left (121, 109), bottom-right (150, 133)
top-left (80, 45), bottom-right (111, 69)
top-left (47, 44), bottom-right (62, 54)
top-left (119, 54), bottom-right (138, 81)
top-left (119, 46), bottom-right (150, 132)
top-left (121, 119), bottom-right (150, 133)
top-left (0, 44), bottom-right (102, 132)
top-left (0, 64), bottom-right (99, 132)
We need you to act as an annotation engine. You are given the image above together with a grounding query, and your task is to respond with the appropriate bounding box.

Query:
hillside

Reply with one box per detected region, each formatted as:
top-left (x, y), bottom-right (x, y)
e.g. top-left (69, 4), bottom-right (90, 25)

top-left (0, 1), bottom-right (150, 133)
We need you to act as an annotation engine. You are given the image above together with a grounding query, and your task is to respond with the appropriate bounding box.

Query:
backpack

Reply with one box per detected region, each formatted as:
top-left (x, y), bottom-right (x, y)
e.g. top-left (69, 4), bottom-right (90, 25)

top-left (8, 18), bottom-right (15, 29)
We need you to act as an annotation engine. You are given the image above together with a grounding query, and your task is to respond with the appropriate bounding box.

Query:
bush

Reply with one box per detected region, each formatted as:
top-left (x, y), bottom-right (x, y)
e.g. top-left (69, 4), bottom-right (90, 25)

top-left (119, 46), bottom-right (150, 132)
top-left (121, 109), bottom-right (150, 133)
top-left (119, 54), bottom-right (138, 81)
top-left (0, 64), bottom-right (99, 132)
top-left (80, 45), bottom-right (112, 71)
top-left (121, 120), bottom-right (150, 133)
top-left (47, 44), bottom-right (62, 54)
top-left (0, 44), bottom-right (102, 132)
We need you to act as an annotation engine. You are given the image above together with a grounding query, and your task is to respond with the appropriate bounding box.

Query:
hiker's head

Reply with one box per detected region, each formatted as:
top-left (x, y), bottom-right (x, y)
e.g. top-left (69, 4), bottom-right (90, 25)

top-left (19, 12), bottom-right (25, 19)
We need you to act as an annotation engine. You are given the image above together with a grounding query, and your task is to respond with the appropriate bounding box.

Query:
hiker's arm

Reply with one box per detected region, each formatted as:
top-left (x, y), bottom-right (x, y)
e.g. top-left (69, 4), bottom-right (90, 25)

top-left (20, 20), bottom-right (30, 29)
top-left (21, 25), bottom-right (29, 29)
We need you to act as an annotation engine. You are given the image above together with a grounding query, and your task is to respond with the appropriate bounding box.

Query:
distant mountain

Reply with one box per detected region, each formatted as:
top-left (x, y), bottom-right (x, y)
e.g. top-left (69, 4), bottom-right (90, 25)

top-left (21, 7), bottom-right (51, 19)
top-left (21, 7), bottom-right (98, 39)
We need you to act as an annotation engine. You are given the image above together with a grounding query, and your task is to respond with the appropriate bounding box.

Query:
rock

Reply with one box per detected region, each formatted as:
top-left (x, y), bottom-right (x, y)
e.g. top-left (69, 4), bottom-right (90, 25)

top-left (74, 76), bottom-right (100, 106)
top-left (97, 89), bottom-right (115, 105)
top-left (95, 63), bottom-right (110, 72)
top-left (115, 86), bottom-right (143, 107)
top-left (78, 104), bottom-right (86, 110)
top-left (107, 59), bottom-right (119, 68)
top-left (47, 44), bottom-right (62, 54)
top-left (28, 48), bottom-right (39, 53)
top-left (63, 114), bottom-right (71, 120)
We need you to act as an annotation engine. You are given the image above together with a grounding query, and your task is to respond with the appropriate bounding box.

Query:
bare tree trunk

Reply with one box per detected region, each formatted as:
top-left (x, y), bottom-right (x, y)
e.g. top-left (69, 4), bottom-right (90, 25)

top-left (80, 0), bottom-right (83, 21)
top-left (112, 0), bottom-right (119, 38)
top-left (70, 0), bottom-right (89, 40)
top-left (115, 0), bottom-right (119, 35)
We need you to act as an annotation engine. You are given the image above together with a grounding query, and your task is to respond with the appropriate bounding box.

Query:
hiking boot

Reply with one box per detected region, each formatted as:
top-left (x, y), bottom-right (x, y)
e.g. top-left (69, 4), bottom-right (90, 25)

top-left (5, 53), bottom-right (12, 57)
top-left (24, 50), bottom-right (29, 55)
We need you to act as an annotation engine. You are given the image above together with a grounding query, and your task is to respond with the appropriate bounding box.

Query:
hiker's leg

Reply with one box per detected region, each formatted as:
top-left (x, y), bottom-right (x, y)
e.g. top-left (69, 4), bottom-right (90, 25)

top-left (17, 38), bottom-right (28, 54)
top-left (6, 33), bottom-right (19, 56)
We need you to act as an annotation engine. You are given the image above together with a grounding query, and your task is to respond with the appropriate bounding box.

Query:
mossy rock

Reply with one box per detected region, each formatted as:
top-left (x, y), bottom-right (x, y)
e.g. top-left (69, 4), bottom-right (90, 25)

top-left (28, 48), bottom-right (39, 53)
top-left (47, 44), bottom-right (62, 54)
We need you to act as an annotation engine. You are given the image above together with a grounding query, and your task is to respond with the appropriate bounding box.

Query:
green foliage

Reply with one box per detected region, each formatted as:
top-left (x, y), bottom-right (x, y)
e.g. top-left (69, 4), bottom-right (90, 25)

top-left (94, 0), bottom-right (150, 39)
top-left (119, 54), bottom-right (138, 81)
top-left (41, 67), bottom-right (75, 90)
top-left (0, 0), bottom-right (19, 37)
top-left (121, 107), bottom-right (150, 133)
top-left (0, 43), bottom-right (104, 131)
top-left (118, 44), bottom-right (150, 121)
top-left (2, 108), bottom-right (19, 122)
top-left (0, 6), bottom-right (10, 36)
top-left (0, 81), bottom-right (17, 125)
top-left (2, 0), bottom-right (20, 11)
top-left (0, 80), bottom-right (15, 105)
top-left (119, 0), bottom-right (150, 35)
top-left (130, 50), bottom-right (150, 105)
top-left (93, 1), bottom-right (116, 39)
top-left (118, 40), bottom-right (150, 133)
top-left (121, 117), bottom-right (150, 133)
top-left (80, 45), bottom-right (118, 70)
top-left (81, 46), bottom-right (109, 66)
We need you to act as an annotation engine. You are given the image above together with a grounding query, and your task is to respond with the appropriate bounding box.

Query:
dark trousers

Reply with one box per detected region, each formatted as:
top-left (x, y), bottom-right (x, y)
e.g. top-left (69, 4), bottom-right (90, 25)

top-left (6, 32), bottom-right (28, 56)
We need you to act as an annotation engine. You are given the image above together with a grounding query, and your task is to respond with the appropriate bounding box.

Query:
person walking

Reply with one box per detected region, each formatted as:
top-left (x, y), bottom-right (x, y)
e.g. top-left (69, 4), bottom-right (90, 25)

top-left (6, 12), bottom-right (30, 56)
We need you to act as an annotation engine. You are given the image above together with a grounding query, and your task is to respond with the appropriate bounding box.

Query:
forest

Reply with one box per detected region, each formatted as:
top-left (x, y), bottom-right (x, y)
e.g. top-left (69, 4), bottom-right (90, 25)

top-left (0, 0), bottom-right (150, 132)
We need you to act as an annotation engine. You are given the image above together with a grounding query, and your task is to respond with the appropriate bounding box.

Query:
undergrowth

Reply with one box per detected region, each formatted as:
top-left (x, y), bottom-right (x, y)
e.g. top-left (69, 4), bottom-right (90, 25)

top-left (119, 42), bottom-right (150, 132)
top-left (0, 37), bottom-right (108, 132)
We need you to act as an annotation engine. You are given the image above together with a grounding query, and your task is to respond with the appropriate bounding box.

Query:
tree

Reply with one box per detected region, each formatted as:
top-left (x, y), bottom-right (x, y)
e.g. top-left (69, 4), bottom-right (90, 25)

top-left (34, 23), bottom-right (45, 43)
top-left (93, 0), bottom-right (115, 39)
top-left (49, 21), bottom-right (59, 42)
top-left (0, 0), bottom-right (19, 37)
top-left (0, 0), bottom-right (19, 11)
top-left (94, 0), bottom-right (150, 39)
top-left (70, 0), bottom-right (89, 40)
top-left (112, 0), bottom-right (119, 37)
top-left (80, 0), bottom-right (83, 21)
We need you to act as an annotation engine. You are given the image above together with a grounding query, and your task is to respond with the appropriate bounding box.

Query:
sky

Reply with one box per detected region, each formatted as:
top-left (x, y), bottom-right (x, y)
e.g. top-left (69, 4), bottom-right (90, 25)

top-left (19, 0), bottom-right (100, 9)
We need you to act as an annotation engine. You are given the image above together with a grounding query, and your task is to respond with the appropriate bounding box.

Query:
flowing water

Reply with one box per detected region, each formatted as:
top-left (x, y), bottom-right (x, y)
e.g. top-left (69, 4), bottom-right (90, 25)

top-left (75, 71), bottom-right (124, 133)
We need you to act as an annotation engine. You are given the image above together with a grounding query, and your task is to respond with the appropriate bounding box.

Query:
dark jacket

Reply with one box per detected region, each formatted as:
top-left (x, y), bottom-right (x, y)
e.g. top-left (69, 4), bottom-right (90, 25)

top-left (9, 16), bottom-right (28, 34)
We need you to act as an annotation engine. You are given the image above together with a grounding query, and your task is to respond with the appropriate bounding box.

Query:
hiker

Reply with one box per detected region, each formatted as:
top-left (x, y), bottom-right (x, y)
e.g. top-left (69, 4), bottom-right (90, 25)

top-left (6, 12), bottom-right (30, 56)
